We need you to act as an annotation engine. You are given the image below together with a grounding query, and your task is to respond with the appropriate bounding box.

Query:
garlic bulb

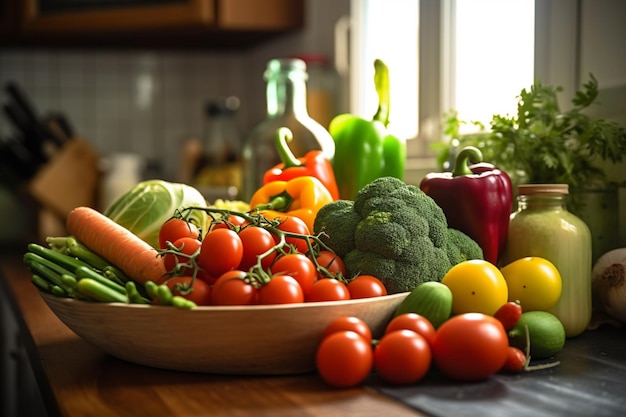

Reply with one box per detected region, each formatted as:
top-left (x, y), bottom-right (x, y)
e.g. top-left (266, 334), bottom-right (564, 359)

top-left (592, 248), bottom-right (626, 323)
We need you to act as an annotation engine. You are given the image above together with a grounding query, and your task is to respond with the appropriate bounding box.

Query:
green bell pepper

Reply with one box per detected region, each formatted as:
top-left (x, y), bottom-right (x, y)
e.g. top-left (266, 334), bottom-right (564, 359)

top-left (329, 59), bottom-right (406, 200)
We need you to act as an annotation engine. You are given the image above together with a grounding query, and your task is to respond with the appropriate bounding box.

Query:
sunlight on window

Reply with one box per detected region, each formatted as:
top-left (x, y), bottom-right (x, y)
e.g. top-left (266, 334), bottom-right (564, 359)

top-left (451, 0), bottom-right (535, 133)
top-left (352, 0), bottom-right (419, 140)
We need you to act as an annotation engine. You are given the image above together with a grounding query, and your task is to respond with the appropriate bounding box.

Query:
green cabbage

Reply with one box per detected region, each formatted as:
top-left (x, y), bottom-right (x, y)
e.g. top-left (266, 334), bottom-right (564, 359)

top-left (103, 179), bottom-right (208, 249)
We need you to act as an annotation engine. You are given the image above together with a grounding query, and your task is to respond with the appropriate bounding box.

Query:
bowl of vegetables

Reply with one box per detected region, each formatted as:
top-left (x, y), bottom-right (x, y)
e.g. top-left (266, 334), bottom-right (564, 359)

top-left (39, 290), bottom-right (407, 374)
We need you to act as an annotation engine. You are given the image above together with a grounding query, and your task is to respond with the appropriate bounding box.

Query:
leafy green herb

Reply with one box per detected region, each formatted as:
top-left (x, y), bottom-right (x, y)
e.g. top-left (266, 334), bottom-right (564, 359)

top-left (437, 74), bottom-right (626, 188)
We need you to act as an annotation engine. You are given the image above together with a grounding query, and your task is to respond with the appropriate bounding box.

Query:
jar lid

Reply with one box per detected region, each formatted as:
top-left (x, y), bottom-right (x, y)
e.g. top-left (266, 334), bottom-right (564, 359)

top-left (264, 58), bottom-right (307, 80)
top-left (518, 184), bottom-right (569, 195)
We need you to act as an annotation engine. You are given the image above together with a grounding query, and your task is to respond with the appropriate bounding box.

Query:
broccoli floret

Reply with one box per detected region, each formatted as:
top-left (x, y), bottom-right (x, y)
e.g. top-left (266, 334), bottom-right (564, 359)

top-left (313, 199), bottom-right (360, 258)
top-left (313, 177), bottom-right (486, 294)
top-left (446, 228), bottom-right (484, 264)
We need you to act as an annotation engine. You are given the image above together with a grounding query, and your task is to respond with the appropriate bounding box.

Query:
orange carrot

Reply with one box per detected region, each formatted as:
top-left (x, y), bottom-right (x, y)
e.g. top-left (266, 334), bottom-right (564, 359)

top-left (66, 206), bottom-right (167, 286)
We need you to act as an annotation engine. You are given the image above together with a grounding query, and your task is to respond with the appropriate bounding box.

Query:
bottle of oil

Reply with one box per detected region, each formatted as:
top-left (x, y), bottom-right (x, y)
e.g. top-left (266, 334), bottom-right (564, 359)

top-left (241, 58), bottom-right (335, 200)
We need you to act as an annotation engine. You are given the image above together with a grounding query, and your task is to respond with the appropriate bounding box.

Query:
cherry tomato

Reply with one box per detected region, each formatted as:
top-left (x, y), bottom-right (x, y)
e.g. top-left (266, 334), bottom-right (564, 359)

top-left (347, 275), bottom-right (388, 299)
top-left (271, 253), bottom-right (317, 298)
top-left (271, 215), bottom-right (311, 254)
top-left (198, 228), bottom-right (243, 278)
top-left (208, 213), bottom-right (247, 232)
top-left (322, 316), bottom-right (372, 344)
top-left (164, 276), bottom-right (212, 306)
top-left (501, 346), bottom-right (528, 373)
top-left (238, 226), bottom-right (277, 271)
top-left (211, 270), bottom-right (258, 305)
top-left (306, 278), bottom-right (350, 302)
top-left (162, 237), bottom-right (202, 276)
top-left (374, 329), bottom-right (432, 385)
top-left (158, 218), bottom-right (200, 250)
top-left (431, 313), bottom-right (509, 381)
top-left (493, 301), bottom-right (523, 331)
top-left (385, 313), bottom-right (436, 345)
top-left (257, 275), bottom-right (304, 305)
top-left (315, 250), bottom-right (347, 279)
top-left (316, 330), bottom-right (373, 388)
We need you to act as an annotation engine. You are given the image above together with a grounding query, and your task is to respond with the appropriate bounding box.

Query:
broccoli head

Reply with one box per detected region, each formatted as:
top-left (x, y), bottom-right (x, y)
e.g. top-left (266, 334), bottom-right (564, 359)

top-left (315, 176), bottom-right (484, 293)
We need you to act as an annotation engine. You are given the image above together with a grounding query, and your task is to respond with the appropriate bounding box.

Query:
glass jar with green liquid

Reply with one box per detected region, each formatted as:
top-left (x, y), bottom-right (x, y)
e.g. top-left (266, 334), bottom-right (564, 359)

top-left (501, 184), bottom-right (592, 337)
top-left (241, 58), bottom-right (335, 201)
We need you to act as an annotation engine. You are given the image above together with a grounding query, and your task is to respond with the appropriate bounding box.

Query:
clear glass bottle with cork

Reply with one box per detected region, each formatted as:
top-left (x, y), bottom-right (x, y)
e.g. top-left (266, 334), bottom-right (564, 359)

top-left (241, 58), bottom-right (335, 200)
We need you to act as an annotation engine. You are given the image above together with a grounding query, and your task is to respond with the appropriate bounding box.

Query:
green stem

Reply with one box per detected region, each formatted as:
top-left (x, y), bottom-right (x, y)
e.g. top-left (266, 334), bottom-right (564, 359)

top-left (252, 192), bottom-right (293, 212)
top-left (275, 127), bottom-right (302, 169)
top-left (372, 59), bottom-right (391, 127)
top-left (452, 146), bottom-right (483, 177)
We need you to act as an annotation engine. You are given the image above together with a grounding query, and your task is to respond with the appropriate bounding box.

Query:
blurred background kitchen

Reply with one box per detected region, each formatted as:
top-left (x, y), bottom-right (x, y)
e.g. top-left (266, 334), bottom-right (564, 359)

top-left (0, 0), bottom-right (625, 245)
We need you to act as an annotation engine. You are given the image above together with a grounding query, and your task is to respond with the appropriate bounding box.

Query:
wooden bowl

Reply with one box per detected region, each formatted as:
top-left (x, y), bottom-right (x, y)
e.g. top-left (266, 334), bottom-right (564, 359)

top-left (40, 292), bottom-right (408, 375)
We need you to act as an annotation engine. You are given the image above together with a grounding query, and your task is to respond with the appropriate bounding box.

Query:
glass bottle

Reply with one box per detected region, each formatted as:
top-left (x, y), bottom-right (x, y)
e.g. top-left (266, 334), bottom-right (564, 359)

top-left (241, 58), bottom-right (335, 200)
top-left (194, 96), bottom-right (242, 194)
top-left (501, 184), bottom-right (592, 337)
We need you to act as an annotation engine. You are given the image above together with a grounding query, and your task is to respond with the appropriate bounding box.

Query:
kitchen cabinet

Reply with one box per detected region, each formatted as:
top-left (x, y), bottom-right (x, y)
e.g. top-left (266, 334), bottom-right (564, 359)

top-left (2, 0), bottom-right (304, 49)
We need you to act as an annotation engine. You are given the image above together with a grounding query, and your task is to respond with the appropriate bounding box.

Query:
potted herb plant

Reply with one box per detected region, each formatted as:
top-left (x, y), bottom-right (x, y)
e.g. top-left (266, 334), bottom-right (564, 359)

top-left (435, 74), bottom-right (626, 262)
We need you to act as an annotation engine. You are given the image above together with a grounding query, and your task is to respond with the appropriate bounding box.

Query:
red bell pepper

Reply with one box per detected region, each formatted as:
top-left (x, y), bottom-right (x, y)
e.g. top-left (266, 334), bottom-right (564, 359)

top-left (263, 127), bottom-right (339, 200)
top-left (419, 146), bottom-right (513, 265)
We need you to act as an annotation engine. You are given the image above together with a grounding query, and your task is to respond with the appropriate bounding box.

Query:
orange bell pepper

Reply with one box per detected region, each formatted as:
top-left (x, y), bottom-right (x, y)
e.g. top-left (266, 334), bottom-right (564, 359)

top-left (249, 176), bottom-right (333, 232)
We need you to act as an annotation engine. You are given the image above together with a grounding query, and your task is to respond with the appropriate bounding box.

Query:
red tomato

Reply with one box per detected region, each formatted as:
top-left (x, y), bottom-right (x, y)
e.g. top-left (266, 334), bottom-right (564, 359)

top-left (162, 237), bottom-right (202, 276)
top-left (158, 218), bottom-right (200, 250)
top-left (322, 316), bottom-right (372, 344)
top-left (238, 226), bottom-right (277, 271)
top-left (493, 301), bottom-right (523, 331)
top-left (165, 276), bottom-right (212, 306)
top-left (209, 213), bottom-right (247, 232)
top-left (501, 346), bottom-right (528, 373)
top-left (271, 216), bottom-right (311, 254)
top-left (271, 253), bottom-right (317, 298)
top-left (211, 270), bottom-right (258, 306)
top-left (198, 228), bottom-right (243, 278)
top-left (374, 329), bottom-right (432, 385)
top-left (385, 313), bottom-right (436, 346)
top-left (347, 275), bottom-right (388, 299)
top-left (306, 278), bottom-right (350, 302)
top-left (316, 330), bottom-right (374, 388)
top-left (257, 275), bottom-right (304, 305)
top-left (315, 250), bottom-right (347, 279)
top-left (432, 313), bottom-right (509, 381)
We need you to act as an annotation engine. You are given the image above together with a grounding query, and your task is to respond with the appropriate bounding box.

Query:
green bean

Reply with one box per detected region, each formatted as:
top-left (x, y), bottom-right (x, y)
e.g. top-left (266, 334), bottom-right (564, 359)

top-left (64, 237), bottom-right (110, 271)
top-left (103, 265), bottom-right (131, 286)
top-left (156, 284), bottom-right (173, 306)
top-left (74, 278), bottom-right (129, 303)
top-left (31, 275), bottom-right (51, 292)
top-left (27, 243), bottom-right (90, 273)
top-left (74, 266), bottom-right (127, 295)
top-left (144, 281), bottom-right (159, 300)
top-left (23, 253), bottom-right (72, 293)
top-left (172, 295), bottom-right (196, 309)
top-left (125, 281), bottom-right (150, 304)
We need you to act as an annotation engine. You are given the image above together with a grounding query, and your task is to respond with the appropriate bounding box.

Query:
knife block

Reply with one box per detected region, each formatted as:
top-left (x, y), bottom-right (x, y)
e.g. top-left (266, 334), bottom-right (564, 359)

top-left (28, 139), bottom-right (100, 238)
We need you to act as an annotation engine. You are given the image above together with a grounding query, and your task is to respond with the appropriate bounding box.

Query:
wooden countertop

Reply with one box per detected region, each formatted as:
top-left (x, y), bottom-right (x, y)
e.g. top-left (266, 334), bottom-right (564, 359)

top-left (1, 259), bottom-right (423, 417)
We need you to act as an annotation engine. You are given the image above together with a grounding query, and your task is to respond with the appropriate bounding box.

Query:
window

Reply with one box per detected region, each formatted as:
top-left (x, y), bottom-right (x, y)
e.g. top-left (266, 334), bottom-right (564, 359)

top-left (351, 0), bottom-right (554, 158)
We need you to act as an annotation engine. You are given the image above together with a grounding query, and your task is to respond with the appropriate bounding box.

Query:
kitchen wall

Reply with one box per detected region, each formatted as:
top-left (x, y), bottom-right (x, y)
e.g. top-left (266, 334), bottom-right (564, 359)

top-left (0, 0), bottom-right (350, 184)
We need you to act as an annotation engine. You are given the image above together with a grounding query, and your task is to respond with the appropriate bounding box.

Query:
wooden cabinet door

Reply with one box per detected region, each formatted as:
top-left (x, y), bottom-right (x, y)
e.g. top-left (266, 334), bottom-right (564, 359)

top-left (20, 0), bottom-right (216, 33)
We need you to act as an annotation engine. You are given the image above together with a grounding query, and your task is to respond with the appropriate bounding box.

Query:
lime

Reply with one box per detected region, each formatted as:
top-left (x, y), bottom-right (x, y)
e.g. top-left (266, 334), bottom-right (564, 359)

top-left (508, 311), bottom-right (566, 359)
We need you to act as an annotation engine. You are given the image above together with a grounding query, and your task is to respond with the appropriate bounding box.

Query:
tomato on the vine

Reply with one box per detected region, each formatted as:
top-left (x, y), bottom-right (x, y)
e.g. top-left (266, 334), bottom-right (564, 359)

top-left (374, 329), bottom-right (432, 385)
top-left (316, 330), bottom-right (373, 388)
top-left (431, 313), bottom-right (509, 381)
top-left (322, 316), bottom-right (372, 344)
top-left (198, 228), bottom-right (243, 278)
top-left (271, 253), bottom-right (317, 298)
top-left (307, 278), bottom-right (350, 302)
top-left (164, 276), bottom-right (212, 306)
top-left (208, 213), bottom-right (247, 232)
top-left (347, 275), bottom-right (387, 299)
top-left (270, 215), bottom-right (311, 254)
top-left (385, 313), bottom-right (436, 345)
top-left (315, 250), bottom-right (346, 279)
top-left (158, 218), bottom-right (200, 250)
top-left (257, 275), bottom-right (304, 305)
top-left (238, 226), bottom-right (277, 271)
top-left (211, 270), bottom-right (258, 306)
top-left (162, 237), bottom-right (202, 276)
